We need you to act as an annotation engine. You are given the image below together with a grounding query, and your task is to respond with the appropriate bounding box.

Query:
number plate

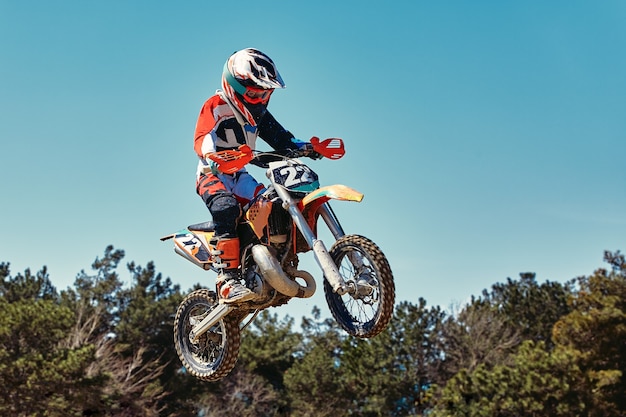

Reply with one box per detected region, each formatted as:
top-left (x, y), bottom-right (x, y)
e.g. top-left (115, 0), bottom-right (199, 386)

top-left (269, 161), bottom-right (320, 193)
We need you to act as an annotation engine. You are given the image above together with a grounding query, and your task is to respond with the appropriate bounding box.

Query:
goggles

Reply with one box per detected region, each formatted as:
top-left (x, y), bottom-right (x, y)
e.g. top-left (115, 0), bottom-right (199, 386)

top-left (243, 86), bottom-right (273, 104)
top-left (224, 66), bottom-right (274, 104)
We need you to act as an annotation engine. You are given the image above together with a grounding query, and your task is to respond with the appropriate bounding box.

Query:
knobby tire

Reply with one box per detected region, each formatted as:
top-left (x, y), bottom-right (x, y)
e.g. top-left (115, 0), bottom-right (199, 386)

top-left (324, 234), bottom-right (395, 338)
top-left (173, 289), bottom-right (240, 381)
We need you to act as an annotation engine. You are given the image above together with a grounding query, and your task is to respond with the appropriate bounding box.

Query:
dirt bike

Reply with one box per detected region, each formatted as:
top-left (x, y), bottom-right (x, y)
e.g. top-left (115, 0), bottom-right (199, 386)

top-left (161, 138), bottom-right (395, 381)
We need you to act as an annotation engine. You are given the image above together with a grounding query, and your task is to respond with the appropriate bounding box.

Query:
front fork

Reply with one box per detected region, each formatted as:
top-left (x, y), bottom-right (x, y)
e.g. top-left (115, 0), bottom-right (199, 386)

top-left (275, 185), bottom-right (352, 295)
top-left (319, 202), bottom-right (368, 273)
top-left (319, 203), bottom-right (345, 240)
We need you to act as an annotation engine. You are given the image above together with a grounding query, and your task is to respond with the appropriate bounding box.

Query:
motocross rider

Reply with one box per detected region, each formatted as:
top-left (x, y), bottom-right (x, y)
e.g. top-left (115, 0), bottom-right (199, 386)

top-left (194, 48), bottom-right (319, 303)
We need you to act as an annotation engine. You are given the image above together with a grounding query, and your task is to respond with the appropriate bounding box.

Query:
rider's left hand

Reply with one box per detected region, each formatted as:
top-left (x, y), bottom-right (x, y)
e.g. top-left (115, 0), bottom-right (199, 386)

top-left (290, 138), bottom-right (322, 159)
top-left (306, 149), bottom-right (323, 160)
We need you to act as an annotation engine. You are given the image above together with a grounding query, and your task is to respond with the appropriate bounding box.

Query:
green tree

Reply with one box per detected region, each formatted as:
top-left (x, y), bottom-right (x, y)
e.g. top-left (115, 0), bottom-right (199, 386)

top-left (114, 260), bottom-right (190, 416)
top-left (552, 250), bottom-right (626, 416)
top-left (238, 310), bottom-right (302, 391)
top-left (0, 264), bottom-right (102, 416)
top-left (67, 246), bottom-right (190, 416)
top-left (284, 308), bottom-right (351, 416)
top-left (43, 246), bottom-right (191, 416)
top-left (284, 300), bottom-right (446, 417)
top-left (1, 248), bottom-right (194, 416)
top-left (432, 341), bottom-right (588, 417)
top-left (0, 263), bottom-right (57, 302)
top-left (385, 299), bottom-right (446, 415)
top-left (438, 273), bottom-right (573, 383)
top-left (340, 299), bottom-right (445, 416)
top-left (438, 301), bottom-right (521, 381)
top-left (478, 272), bottom-right (573, 348)
top-left (195, 367), bottom-right (282, 417)
top-left (191, 310), bottom-right (302, 415)
top-left (432, 250), bottom-right (625, 417)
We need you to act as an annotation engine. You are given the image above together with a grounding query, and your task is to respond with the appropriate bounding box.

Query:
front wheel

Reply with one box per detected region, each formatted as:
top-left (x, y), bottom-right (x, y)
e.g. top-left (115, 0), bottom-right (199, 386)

top-left (324, 234), bottom-right (395, 338)
top-left (173, 289), bottom-right (240, 381)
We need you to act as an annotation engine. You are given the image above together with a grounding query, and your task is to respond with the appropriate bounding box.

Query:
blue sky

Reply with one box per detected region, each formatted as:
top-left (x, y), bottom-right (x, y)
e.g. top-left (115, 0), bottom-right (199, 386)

top-left (1, 1), bottom-right (625, 320)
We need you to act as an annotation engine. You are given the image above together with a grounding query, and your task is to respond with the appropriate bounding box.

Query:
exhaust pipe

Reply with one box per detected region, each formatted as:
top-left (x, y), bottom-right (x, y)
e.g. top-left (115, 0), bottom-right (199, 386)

top-left (252, 245), bottom-right (316, 298)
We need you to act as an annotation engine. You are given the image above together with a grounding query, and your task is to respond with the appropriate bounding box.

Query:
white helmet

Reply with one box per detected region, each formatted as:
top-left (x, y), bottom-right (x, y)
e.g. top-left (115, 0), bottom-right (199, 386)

top-left (221, 48), bottom-right (285, 125)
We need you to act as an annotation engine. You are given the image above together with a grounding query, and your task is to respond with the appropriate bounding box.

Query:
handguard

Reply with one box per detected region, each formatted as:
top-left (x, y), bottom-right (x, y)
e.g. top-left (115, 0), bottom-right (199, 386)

top-left (310, 137), bottom-right (345, 160)
top-left (206, 145), bottom-right (254, 174)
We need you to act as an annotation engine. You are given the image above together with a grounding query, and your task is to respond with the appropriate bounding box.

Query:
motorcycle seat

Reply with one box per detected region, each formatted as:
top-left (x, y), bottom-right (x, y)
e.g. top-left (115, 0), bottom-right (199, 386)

top-left (188, 221), bottom-right (215, 232)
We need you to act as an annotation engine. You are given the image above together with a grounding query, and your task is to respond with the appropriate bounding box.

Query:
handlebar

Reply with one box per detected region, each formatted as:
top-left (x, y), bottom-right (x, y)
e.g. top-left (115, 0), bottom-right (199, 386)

top-left (249, 146), bottom-right (319, 168)
top-left (207, 138), bottom-right (345, 173)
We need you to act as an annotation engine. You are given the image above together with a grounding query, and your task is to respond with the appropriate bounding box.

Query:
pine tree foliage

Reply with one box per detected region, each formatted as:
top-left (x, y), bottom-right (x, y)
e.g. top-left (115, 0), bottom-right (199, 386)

top-left (195, 367), bottom-right (282, 417)
top-left (1, 247), bottom-right (190, 416)
top-left (0, 263), bottom-right (102, 416)
top-left (552, 250), bottom-right (626, 416)
top-left (432, 251), bottom-right (626, 417)
top-left (238, 310), bottom-right (302, 391)
top-left (433, 340), bottom-right (588, 417)
top-left (1, 249), bottom-right (624, 416)
top-left (283, 309), bottom-right (351, 416)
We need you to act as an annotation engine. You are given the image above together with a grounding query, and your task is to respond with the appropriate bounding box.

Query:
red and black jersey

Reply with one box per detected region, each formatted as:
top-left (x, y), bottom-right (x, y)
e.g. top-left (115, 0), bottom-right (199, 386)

top-left (194, 92), bottom-right (297, 160)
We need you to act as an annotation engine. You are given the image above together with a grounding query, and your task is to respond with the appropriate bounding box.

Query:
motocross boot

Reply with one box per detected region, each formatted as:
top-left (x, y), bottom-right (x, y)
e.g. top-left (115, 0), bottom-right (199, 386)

top-left (211, 237), bottom-right (255, 303)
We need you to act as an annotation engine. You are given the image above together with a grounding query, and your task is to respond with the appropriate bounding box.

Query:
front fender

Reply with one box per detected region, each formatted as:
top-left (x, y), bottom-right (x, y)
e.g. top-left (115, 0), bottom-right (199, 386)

top-left (298, 185), bottom-right (363, 237)
top-left (300, 184), bottom-right (364, 209)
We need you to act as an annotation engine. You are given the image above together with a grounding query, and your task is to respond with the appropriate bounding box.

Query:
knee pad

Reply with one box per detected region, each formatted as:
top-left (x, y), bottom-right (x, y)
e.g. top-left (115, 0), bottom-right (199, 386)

top-left (207, 193), bottom-right (241, 236)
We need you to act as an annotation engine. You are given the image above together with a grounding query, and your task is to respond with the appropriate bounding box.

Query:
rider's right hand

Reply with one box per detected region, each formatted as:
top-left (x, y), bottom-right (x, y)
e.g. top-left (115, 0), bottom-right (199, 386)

top-left (201, 156), bottom-right (222, 175)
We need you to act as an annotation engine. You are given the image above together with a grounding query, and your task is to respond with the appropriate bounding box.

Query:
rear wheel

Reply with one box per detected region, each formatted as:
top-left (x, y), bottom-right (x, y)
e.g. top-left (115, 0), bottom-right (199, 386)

top-left (173, 289), bottom-right (240, 381)
top-left (324, 234), bottom-right (395, 338)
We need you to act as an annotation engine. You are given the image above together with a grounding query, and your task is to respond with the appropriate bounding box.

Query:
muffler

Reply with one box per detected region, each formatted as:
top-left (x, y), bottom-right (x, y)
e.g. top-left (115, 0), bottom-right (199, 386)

top-left (251, 245), bottom-right (316, 298)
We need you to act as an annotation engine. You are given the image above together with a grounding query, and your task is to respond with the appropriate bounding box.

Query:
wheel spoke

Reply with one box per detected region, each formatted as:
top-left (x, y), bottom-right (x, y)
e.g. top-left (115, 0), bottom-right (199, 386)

top-left (336, 246), bottom-right (380, 322)
top-left (174, 289), bottom-right (241, 381)
top-left (324, 235), bottom-right (395, 338)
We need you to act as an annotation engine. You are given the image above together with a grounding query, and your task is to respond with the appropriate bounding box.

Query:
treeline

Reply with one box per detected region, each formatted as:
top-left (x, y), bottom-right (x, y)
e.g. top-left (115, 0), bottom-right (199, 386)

top-left (1, 246), bottom-right (625, 416)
